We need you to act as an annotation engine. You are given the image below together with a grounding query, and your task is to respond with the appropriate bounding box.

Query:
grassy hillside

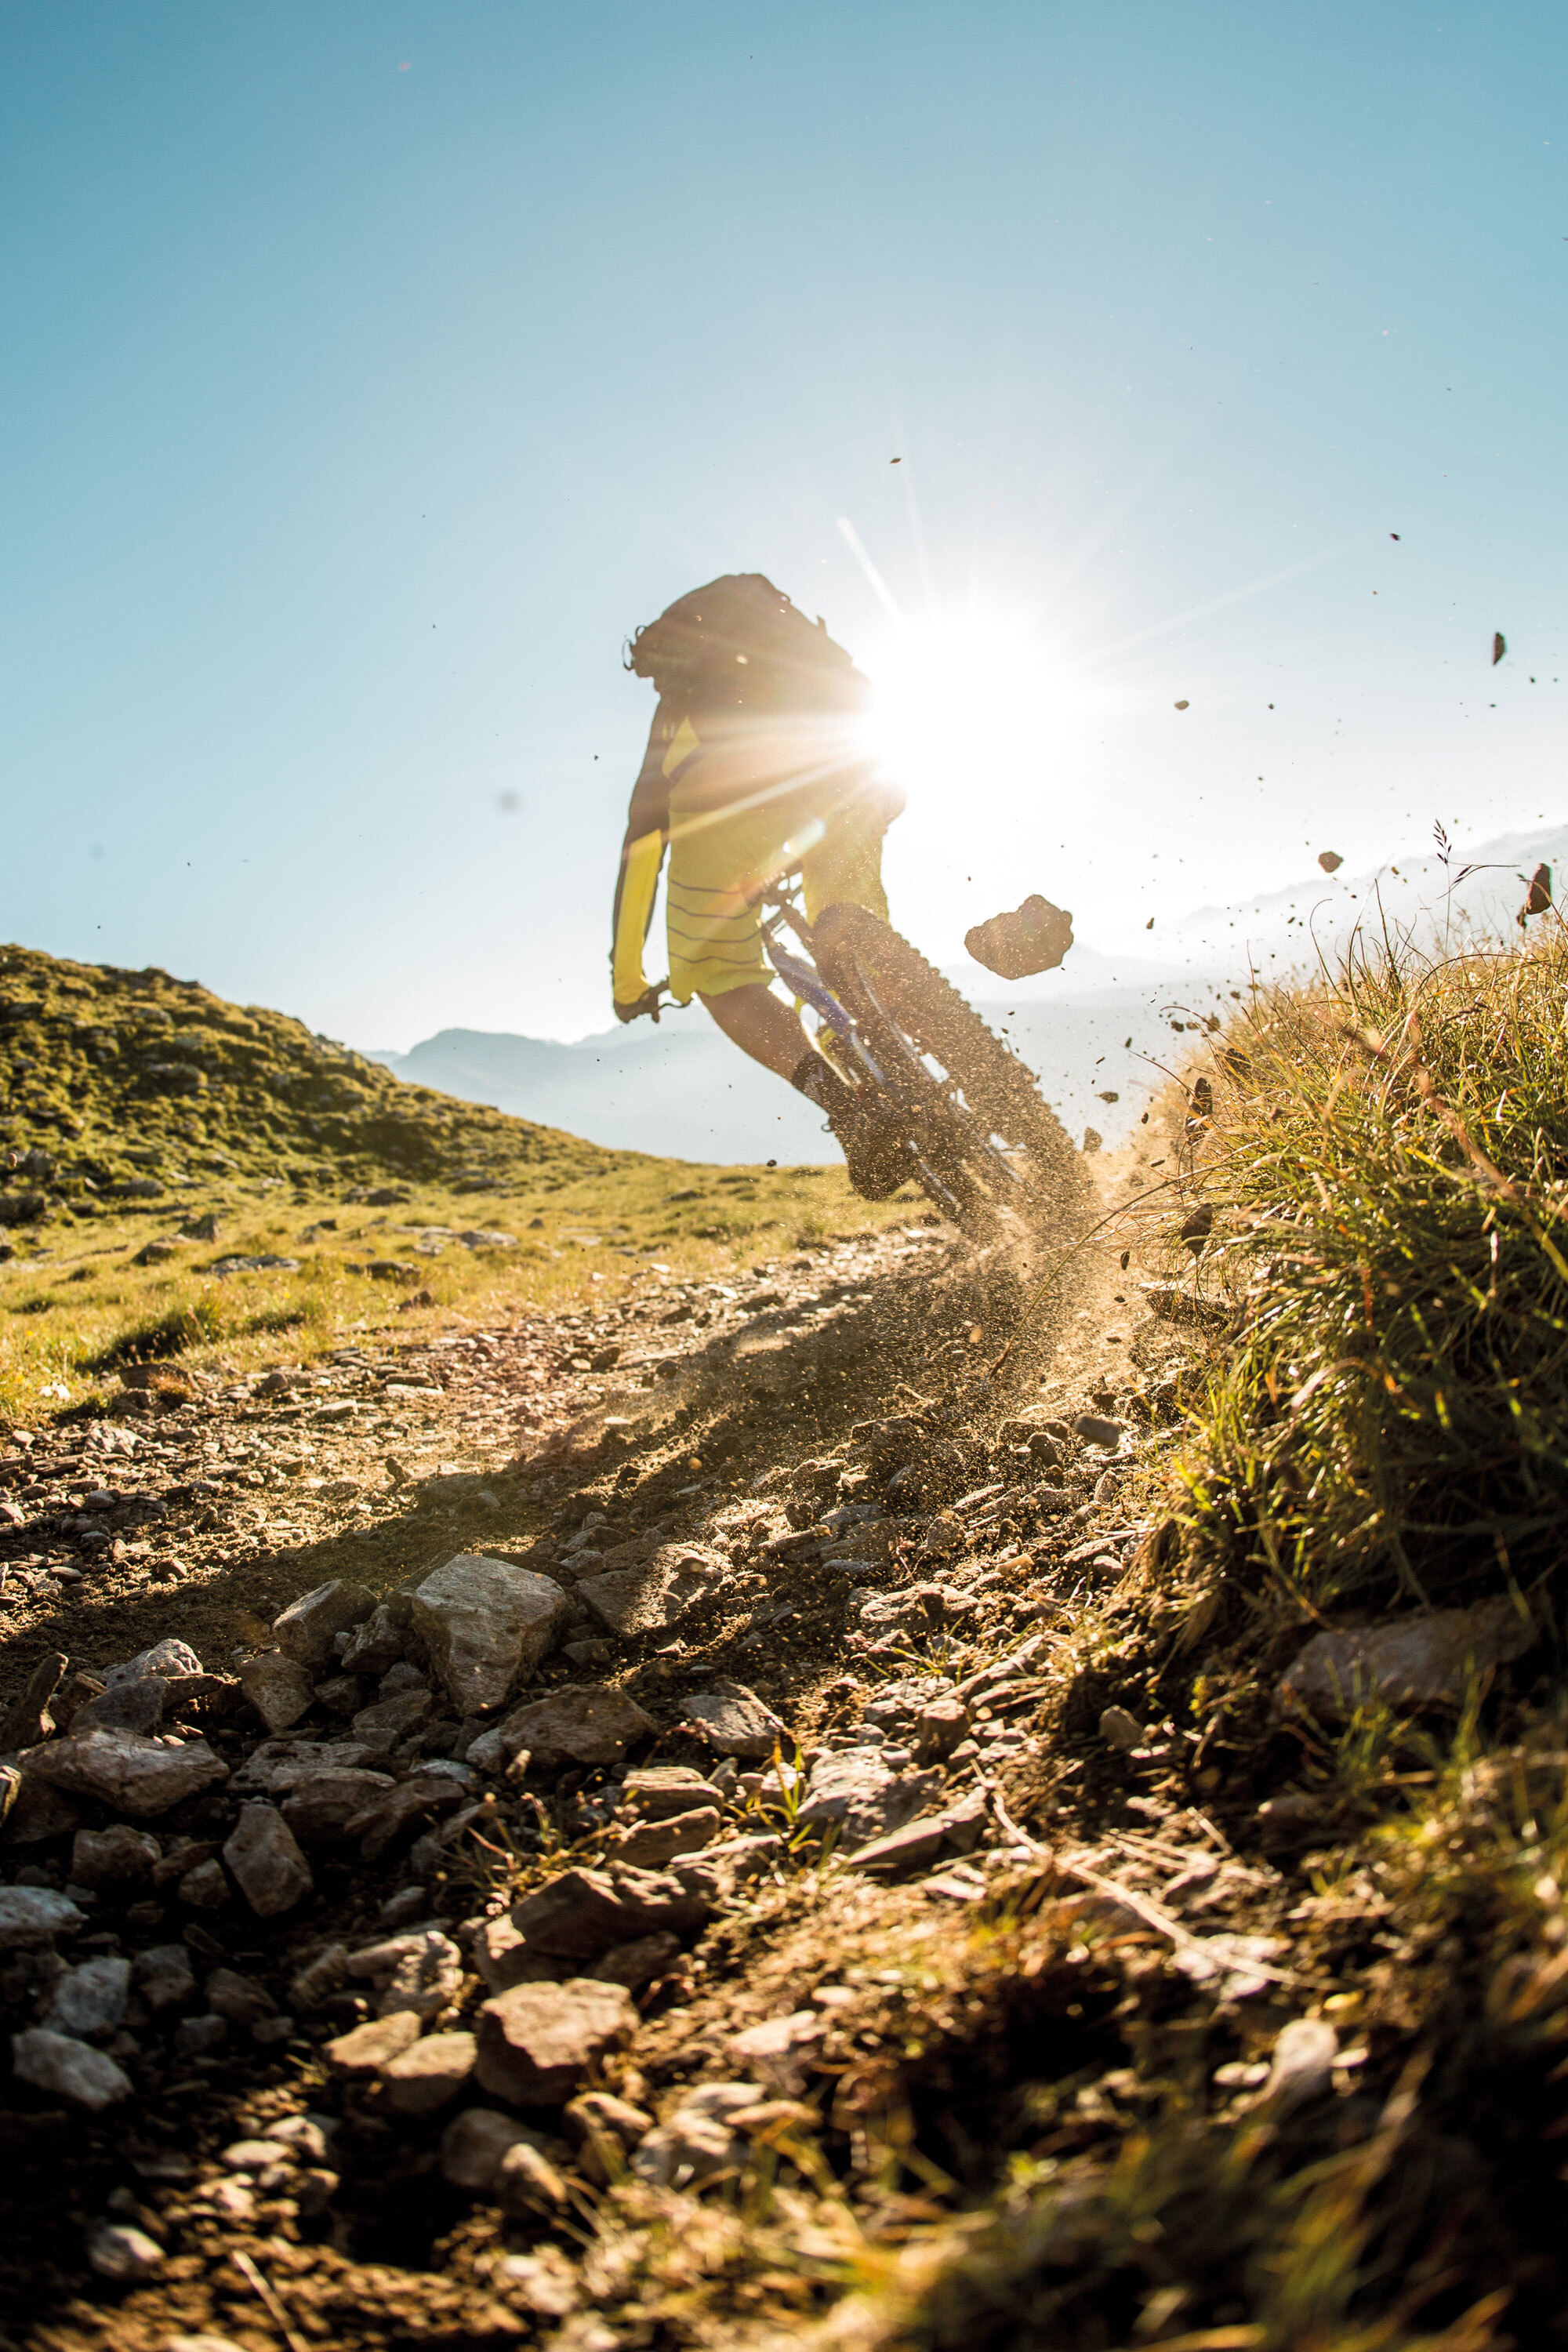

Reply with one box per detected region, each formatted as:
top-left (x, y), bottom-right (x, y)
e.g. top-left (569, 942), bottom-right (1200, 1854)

top-left (0, 943), bottom-right (913, 1422)
top-left (823, 927), bottom-right (1568, 2352)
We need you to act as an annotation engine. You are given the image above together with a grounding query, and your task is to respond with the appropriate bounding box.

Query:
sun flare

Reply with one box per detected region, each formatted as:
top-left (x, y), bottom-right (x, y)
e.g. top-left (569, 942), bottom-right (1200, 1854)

top-left (860, 612), bottom-right (1080, 808)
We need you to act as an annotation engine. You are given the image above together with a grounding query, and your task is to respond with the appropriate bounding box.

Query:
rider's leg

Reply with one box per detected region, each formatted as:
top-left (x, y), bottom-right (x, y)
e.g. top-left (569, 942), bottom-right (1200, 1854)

top-left (696, 978), bottom-right (810, 1080)
top-left (698, 979), bottom-right (907, 1199)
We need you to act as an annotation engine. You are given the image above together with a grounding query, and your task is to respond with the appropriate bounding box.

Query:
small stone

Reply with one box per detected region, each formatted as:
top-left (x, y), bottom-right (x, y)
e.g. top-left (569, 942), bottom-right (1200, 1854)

top-left (220, 2137), bottom-right (288, 2173)
top-left (280, 1768), bottom-right (396, 1844)
top-left (74, 1677), bottom-right (169, 1736)
top-left (1263, 2017), bottom-right (1338, 2113)
top-left (507, 1864), bottom-right (710, 1960)
top-left (495, 2136), bottom-right (568, 2212)
top-left (134, 1943), bottom-right (194, 2012)
top-left (441, 2106), bottom-right (535, 2190)
top-left (380, 2029), bottom-right (477, 2115)
top-left (172, 2014), bottom-right (227, 2057)
top-left (587, 1931), bottom-right (681, 1991)
top-left (683, 1679), bottom-right (785, 1760)
top-left (1098, 1706), bottom-right (1144, 1752)
top-left (0, 1886), bottom-right (84, 1947)
top-left (179, 1859), bottom-right (230, 1910)
top-left (475, 1979), bottom-right (637, 2105)
top-left (344, 1773), bottom-right (466, 1861)
top-left (346, 1927), bottom-right (465, 2017)
top-left (913, 1693), bottom-right (971, 1759)
top-left (498, 1685), bottom-right (658, 1768)
top-left (631, 2107), bottom-right (742, 2189)
top-left (796, 1750), bottom-right (945, 1852)
top-left (495, 2247), bottom-right (581, 2318)
top-left (576, 1543), bottom-right (727, 1640)
top-left (103, 1639), bottom-right (201, 1688)
top-left (341, 1603), bottom-right (404, 1675)
top-left (621, 1765), bottom-right (723, 1818)
top-left (45, 1956), bottom-right (132, 2035)
top-left (223, 1804), bottom-right (314, 1917)
top-left (845, 1786), bottom-right (989, 1876)
top-left (238, 1649), bottom-right (316, 1734)
top-left (86, 2222), bottom-right (163, 2281)
top-left (264, 2113), bottom-right (333, 2162)
top-left (21, 1729), bottom-right (229, 1818)
top-left (562, 2089), bottom-right (652, 2152)
top-left (351, 1687), bottom-right (433, 1751)
top-left (312, 1674), bottom-right (363, 1719)
top-left (728, 2009), bottom-right (824, 2093)
top-left (325, 2009), bottom-right (424, 2071)
top-left (411, 1554), bottom-right (572, 1714)
top-left (609, 1806), bottom-right (721, 1868)
top-left (1073, 1414), bottom-right (1123, 1450)
top-left (205, 1967), bottom-right (279, 2029)
top-left (12, 2027), bottom-right (132, 2110)
top-left (70, 1824), bottom-right (161, 1890)
top-left (272, 1579), bottom-right (377, 1668)
top-left (1275, 1597), bottom-right (1534, 1721)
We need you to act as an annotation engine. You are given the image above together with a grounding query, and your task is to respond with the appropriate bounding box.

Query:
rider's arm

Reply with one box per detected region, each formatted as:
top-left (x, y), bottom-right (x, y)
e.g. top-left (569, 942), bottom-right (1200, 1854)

top-left (611, 702), bottom-right (679, 1020)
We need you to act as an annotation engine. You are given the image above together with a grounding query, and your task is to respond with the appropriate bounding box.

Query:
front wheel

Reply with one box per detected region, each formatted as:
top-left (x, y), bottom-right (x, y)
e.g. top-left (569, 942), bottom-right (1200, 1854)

top-left (814, 907), bottom-right (1091, 1240)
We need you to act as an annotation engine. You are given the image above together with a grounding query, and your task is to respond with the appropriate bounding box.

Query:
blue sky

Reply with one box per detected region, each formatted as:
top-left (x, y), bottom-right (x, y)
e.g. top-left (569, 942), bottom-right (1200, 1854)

top-left (2, 2), bottom-right (1564, 1047)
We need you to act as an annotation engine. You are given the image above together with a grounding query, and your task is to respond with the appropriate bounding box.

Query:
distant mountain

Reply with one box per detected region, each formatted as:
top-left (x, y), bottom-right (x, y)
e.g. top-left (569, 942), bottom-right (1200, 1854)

top-left (365, 822), bottom-right (1564, 1166)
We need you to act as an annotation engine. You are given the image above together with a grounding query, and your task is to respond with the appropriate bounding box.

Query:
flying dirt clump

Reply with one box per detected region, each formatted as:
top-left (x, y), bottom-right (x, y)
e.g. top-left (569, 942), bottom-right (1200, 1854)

top-left (964, 895), bottom-right (1074, 981)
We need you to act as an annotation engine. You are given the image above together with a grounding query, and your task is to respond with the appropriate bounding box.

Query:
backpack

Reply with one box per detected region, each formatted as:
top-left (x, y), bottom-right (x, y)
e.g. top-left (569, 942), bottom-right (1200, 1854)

top-left (626, 573), bottom-right (864, 713)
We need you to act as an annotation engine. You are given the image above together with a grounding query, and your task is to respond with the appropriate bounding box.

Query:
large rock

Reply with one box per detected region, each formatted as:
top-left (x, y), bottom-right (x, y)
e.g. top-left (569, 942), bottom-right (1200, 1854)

top-left (238, 1650), bottom-right (316, 1733)
top-left (796, 1750), bottom-right (945, 1852)
top-left (410, 1555), bottom-right (571, 1714)
top-left (475, 1979), bottom-right (637, 2105)
top-left (576, 1543), bottom-right (727, 1639)
top-left (0, 1886), bottom-right (83, 1948)
top-left (11, 2027), bottom-right (131, 2111)
top-left (497, 1686), bottom-right (658, 1768)
top-left (1276, 1596), bottom-right (1534, 1720)
top-left (684, 1680), bottom-right (785, 1759)
top-left (223, 1803), bottom-right (314, 1916)
top-left (21, 1729), bottom-right (229, 1818)
top-left (508, 1864), bottom-right (710, 1961)
top-left (273, 1580), bottom-right (377, 1669)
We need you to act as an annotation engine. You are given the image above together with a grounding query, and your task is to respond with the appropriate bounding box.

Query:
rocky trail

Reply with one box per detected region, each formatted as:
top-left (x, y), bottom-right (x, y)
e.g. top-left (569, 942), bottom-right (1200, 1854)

top-left (1, 1175), bottom-right (1459, 2352)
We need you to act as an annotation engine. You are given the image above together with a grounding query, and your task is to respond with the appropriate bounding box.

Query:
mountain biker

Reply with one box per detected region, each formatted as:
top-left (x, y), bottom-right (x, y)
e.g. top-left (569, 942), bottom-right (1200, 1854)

top-left (611, 572), bottom-right (909, 1196)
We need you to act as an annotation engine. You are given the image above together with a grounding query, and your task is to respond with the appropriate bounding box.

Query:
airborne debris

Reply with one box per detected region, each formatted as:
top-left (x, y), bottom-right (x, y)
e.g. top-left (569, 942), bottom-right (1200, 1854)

top-left (1493, 630), bottom-right (1507, 665)
top-left (964, 895), bottom-right (1074, 980)
top-left (1317, 850), bottom-right (1344, 873)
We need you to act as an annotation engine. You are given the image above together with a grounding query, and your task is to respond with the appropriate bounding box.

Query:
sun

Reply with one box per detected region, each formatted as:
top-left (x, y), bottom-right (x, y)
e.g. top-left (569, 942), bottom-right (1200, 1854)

top-left (859, 611), bottom-right (1077, 809)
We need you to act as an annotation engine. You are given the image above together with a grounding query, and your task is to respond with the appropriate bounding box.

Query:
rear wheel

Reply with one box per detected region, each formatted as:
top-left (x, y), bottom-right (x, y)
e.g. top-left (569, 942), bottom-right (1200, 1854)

top-left (814, 906), bottom-right (1090, 1239)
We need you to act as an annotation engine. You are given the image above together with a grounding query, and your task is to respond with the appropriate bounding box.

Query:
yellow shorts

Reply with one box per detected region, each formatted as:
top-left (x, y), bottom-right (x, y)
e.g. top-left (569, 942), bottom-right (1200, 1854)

top-left (665, 786), bottom-right (892, 1003)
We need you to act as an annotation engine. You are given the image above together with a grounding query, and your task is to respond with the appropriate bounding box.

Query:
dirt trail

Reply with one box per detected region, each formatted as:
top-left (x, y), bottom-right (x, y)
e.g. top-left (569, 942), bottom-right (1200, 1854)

top-left (2, 1171), bottom-right (1216, 2351)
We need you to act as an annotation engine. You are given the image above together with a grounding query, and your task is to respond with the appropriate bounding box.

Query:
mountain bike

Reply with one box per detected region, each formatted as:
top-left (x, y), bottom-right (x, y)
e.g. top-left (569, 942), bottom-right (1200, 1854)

top-left (651, 877), bottom-right (1087, 1241)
